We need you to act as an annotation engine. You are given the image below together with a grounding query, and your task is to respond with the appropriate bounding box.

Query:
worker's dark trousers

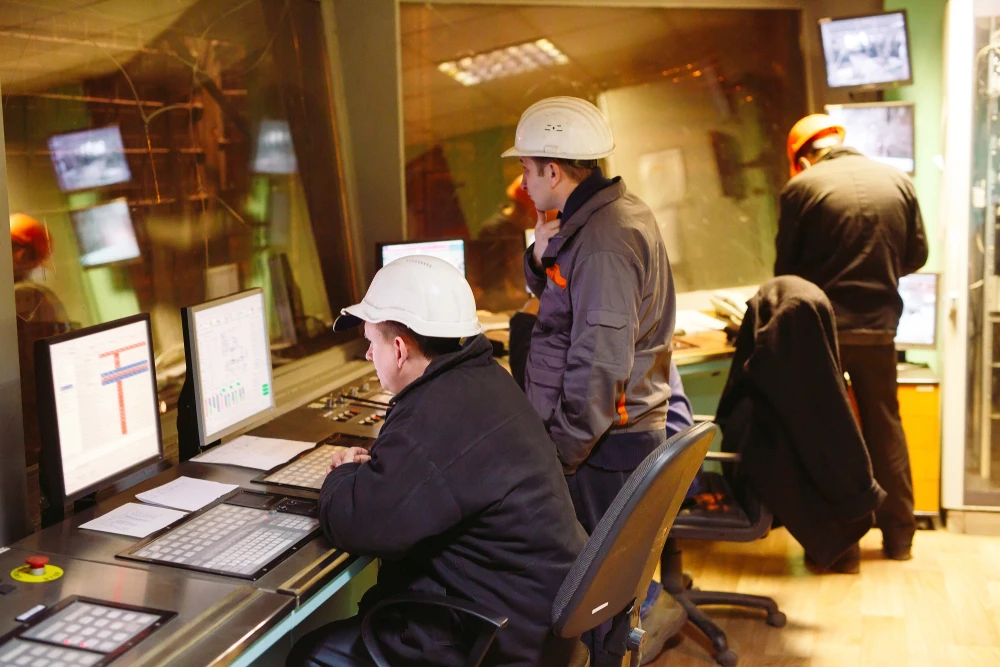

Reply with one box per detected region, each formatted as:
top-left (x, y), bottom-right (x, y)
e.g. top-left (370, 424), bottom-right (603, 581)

top-left (840, 344), bottom-right (916, 550)
top-left (287, 615), bottom-right (374, 667)
top-left (565, 430), bottom-right (667, 665)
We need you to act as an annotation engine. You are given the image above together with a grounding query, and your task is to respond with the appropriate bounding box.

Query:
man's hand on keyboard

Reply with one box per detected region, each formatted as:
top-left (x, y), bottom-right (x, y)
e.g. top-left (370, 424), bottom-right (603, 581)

top-left (329, 446), bottom-right (371, 471)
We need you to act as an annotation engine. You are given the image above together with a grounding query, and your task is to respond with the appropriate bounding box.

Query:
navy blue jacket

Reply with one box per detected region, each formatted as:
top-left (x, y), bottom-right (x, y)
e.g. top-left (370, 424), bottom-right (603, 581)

top-left (320, 335), bottom-right (587, 666)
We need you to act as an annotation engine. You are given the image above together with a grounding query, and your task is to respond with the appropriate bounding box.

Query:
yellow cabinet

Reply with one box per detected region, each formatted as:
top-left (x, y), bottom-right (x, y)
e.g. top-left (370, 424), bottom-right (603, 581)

top-left (898, 369), bottom-right (941, 516)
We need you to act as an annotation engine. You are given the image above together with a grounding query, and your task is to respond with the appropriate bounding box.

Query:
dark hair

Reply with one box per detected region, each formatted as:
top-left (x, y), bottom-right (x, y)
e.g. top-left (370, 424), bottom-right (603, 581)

top-left (376, 321), bottom-right (461, 358)
top-left (529, 156), bottom-right (599, 183)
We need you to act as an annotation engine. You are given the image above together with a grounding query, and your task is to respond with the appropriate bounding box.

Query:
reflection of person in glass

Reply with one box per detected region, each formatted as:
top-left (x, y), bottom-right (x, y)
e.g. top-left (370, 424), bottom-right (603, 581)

top-left (10, 213), bottom-right (70, 529)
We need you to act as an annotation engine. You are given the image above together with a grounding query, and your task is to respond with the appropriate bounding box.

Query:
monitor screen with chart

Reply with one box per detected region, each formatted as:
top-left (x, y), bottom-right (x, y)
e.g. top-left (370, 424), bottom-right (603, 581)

top-left (35, 314), bottom-right (163, 501)
top-left (182, 289), bottom-right (275, 448)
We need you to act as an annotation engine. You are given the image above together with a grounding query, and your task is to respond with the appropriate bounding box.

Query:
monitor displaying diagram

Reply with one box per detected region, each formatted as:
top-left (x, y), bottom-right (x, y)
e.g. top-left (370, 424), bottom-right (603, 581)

top-left (184, 289), bottom-right (274, 446)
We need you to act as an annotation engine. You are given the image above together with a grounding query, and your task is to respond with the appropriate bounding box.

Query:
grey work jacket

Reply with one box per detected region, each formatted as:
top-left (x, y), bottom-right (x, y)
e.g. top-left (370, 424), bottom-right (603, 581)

top-left (523, 178), bottom-right (675, 473)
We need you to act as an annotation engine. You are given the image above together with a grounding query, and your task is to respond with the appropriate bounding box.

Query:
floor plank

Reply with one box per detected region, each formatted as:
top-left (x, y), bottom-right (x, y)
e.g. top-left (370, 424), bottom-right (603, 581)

top-left (646, 527), bottom-right (1000, 667)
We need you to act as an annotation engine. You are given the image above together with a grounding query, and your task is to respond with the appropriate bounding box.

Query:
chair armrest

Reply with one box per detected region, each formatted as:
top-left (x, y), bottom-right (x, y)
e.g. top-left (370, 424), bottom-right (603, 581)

top-left (361, 593), bottom-right (509, 667)
top-left (705, 451), bottom-right (740, 463)
top-left (692, 414), bottom-right (715, 424)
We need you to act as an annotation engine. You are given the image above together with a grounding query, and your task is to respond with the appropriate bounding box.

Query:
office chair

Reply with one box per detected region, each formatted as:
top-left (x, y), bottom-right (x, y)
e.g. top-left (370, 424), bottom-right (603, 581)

top-left (360, 422), bottom-right (717, 667)
top-left (660, 450), bottom-right (786, 667)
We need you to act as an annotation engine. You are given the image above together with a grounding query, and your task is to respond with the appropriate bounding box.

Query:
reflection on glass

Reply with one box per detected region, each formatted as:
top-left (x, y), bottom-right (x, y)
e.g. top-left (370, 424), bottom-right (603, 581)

top-left (3, 0), bottom-right (352, 529)
top-left (400, 4), bottom-right (807, 309)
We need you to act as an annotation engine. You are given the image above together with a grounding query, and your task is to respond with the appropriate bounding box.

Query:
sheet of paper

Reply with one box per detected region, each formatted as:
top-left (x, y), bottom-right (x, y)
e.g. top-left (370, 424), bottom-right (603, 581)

top-left (80, 503), bottom-right (187, 538)
top-left (675, 309), bottom-right (728, 335)
top-left (135, 476), bottom-right (238, 512)
top-left (476, 310), bottom-right (511, 332)
top-left (192, 435), bottom-right (316, 471)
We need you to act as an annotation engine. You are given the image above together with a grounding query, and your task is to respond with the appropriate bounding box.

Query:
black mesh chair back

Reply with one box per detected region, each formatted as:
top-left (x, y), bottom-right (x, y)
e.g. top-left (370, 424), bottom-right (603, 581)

top-left (551, 422), bottom-right (716, 639)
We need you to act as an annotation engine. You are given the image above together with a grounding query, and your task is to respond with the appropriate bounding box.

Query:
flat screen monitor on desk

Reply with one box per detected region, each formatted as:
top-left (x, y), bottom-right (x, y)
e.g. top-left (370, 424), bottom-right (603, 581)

top-left (825, 102), bottom-right (915, 174)
top-left (896, 273), bottom-right (938, 351)
top-left (818, 11), bottom-right (912, 91)
top-left (377, 239), bottom-right (466, 276)
top-left (35, 314), bottom-right (163, 503)
top-left (71, 198), bottom-right (141, 268)
top-left (48, 125), bottom-right (132, 192)
top-left (182, 289), bottom-right (275, 450)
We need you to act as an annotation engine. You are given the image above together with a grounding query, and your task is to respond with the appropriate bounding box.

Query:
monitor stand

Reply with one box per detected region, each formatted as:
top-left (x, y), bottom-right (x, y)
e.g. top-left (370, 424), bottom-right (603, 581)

top-left (848, 90), bottom-right (884, 104)
top-left (176, 375), bottom-right (203, 462)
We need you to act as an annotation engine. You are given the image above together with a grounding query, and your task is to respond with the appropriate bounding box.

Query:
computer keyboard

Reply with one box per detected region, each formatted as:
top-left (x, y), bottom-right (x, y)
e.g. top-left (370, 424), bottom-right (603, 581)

top-left (131, 502), bottom-right (318, 577)
top-left (0, 638), bottom-right (103, 666)
top-left (261, 445), bottom-right (337, 490)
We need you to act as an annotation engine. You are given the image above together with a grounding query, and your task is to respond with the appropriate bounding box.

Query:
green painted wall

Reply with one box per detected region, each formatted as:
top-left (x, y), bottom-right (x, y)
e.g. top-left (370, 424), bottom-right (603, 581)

top-left (884, 0), bottom-right (946, 372)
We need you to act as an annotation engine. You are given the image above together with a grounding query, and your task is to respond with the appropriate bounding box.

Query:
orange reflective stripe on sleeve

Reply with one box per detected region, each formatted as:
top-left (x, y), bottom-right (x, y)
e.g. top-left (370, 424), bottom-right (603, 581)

top-left (545, 263), bottom-right (567, 289)
top-left (617, 391), bottom-right (628, 425)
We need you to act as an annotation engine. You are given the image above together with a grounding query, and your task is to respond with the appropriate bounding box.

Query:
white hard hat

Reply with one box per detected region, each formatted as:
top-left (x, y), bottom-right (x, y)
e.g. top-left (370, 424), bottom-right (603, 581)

top-left (502, 96), bottom-right (615, 160)
top-left (333, 255), bottom-right (482, 338)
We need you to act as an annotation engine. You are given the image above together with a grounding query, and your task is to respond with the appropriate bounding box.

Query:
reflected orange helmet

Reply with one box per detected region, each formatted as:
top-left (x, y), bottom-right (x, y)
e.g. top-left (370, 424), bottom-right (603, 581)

top-left (9, 213), bottom-right (52, 261)
top-left (506, 174), bottom-right (536, 216)
top-left (786, 114), bottom-right (845, 178)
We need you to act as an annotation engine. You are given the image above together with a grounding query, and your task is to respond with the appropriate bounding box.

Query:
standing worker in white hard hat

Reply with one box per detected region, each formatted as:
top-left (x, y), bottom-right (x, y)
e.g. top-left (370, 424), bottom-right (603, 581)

top-left (287, 256), bottom-right (587, 667)
top-left (502, 97), bottom-right (678, 664)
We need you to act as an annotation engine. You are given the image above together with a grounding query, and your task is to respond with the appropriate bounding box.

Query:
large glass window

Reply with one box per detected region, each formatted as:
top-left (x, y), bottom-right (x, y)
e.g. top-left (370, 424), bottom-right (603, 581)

top-left (400, 3), bottom-right (807, 311)
top-left (4, 0), bottom-right (355, 529)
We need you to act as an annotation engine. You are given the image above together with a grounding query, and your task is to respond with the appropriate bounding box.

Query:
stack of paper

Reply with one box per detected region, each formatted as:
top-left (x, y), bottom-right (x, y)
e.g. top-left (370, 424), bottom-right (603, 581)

top-left (192, 435), bottom-right (316, 471)
top-left (80, 504), bottom-right (187, 538)
top-left (136, 477), bottom-right (238, 512)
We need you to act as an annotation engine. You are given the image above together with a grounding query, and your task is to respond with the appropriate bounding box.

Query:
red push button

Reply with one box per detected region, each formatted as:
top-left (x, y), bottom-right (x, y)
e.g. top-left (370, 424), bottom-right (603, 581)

top-left (25, 556), bottom-right (48, 576)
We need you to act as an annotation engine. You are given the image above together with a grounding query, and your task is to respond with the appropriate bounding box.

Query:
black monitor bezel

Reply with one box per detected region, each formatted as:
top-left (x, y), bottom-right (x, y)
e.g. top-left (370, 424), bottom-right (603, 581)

top-left (0, 595), bottom-right (176, 666)
top-left (35, 313), bottom-right (164, 505)
top-left (181, 287), bottom-right (275, 450)
top-left (823, 100), bottom-right (917, 176)
top-left (375, 238), bottom-right (467, 273)
top-left (895, 271), bottom-right (939, 352)
top-left (817, 9), bottom-right (914, 93)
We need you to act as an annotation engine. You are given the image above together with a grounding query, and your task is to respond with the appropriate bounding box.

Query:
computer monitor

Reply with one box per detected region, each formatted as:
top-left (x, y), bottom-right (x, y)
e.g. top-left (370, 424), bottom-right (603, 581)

top-left (48, 125), bottom-right (132, 192)
top-left (896, 273), bottom-right (938, 350)
top-left (818, 11), bottom-right (912, 91)
top-left (253, 120), bottom-right (298, 175)
top-left (377, 239), bottom-right (466, 276)
top-left (35, 314), bottom-right (163, 502)
top-left (825, 102), bottom-right (915, 174)
top-left (71, 198), bottom-right (141, 267)
top-left (182, 288), bottom-right (275, 449)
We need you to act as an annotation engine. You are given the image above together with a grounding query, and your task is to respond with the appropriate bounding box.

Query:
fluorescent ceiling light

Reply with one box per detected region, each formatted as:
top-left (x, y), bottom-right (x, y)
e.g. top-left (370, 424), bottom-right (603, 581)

top-left (438, 39), bottom-right (569, 86)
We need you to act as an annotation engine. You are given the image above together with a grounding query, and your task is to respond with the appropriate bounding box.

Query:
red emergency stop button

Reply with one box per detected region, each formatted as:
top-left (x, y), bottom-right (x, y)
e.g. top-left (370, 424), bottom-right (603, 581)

top-left (25, 556), bottom-right (48, 576)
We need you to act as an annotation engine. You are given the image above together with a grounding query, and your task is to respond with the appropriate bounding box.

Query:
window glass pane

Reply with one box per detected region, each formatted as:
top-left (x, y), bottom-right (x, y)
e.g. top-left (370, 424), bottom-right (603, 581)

top-left (3, 0), bottom-right (354, 529)
top-left (401, 3), bottom-right (807, 310)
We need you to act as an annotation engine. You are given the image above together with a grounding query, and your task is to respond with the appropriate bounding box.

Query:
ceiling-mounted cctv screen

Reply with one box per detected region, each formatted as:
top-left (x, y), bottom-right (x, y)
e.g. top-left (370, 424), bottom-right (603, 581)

top-left (824, 102), bottom-right (915, 174)
top-left (48, 125), bottom-right (132, 192)
top-left (819, 11), bottom-right (912, 90)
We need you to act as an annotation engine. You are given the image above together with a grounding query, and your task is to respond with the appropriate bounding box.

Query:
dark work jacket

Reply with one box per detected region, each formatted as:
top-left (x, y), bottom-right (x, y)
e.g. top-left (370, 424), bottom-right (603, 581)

top-left (774, 147), bottom-right (928, 343)
top-left (715, 277), bottom-right (887, 567)
top-left (320, 335), bottom-right (587, 667)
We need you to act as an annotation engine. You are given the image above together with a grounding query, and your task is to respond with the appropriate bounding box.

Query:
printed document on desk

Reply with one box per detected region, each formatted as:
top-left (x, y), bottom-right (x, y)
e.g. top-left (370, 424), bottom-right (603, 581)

top-left (80, 503), bottom-right (187, 538)
top-left (192, 434), bottom-right (316, 471)
top-left (136, 476), bottom-right (238, 512)
top-left (675, 310), bottom-right (728, 335)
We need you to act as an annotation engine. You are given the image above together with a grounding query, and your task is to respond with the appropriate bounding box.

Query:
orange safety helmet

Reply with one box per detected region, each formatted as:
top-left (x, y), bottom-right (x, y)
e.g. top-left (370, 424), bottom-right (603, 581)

top-left (9, 213), bottom-right (52, 261)
top-left (786, 114), bottom-right (845, 178)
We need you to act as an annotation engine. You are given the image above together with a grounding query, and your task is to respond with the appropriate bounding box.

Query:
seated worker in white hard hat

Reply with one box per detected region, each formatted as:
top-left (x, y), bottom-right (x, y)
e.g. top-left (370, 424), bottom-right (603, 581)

top-left (287, 256), bottom-right (588, 667)
top-left (502, 96), bottom-right (676, 664)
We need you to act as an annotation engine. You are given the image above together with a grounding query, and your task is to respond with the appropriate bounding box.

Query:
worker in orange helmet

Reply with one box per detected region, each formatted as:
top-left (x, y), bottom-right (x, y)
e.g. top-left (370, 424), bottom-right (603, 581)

top-left (775, 114), bottom-right (928, 572)
top-left (10, 213), bottom-right (69, 529)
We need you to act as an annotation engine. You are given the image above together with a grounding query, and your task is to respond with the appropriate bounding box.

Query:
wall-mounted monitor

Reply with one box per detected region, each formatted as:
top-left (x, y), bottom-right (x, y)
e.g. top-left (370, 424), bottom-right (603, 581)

top-left (825, 102), bottom-right (915, 174)
top-left (819, 11), bottom-right (912, 91)
top-left (376, 239), bottom-right (466, 276)
top-left (48, 125), bottom-right (132, 192)
top-left (253, 120), bottom-right (298, 175)
top-left (70, 198), bottom-right (141, 268)
top-left (896, 272), bottom-right (938, 351)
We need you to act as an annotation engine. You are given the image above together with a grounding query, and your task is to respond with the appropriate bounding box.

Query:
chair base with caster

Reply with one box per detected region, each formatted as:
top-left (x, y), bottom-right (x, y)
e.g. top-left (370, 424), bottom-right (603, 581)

top-left (661, 537), bottom-right (786, 667)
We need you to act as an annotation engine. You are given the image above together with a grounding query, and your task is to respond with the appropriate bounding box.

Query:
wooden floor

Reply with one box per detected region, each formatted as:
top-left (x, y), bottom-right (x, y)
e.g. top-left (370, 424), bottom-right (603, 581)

top-left (647, 527), bottom-right (1000, 667)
